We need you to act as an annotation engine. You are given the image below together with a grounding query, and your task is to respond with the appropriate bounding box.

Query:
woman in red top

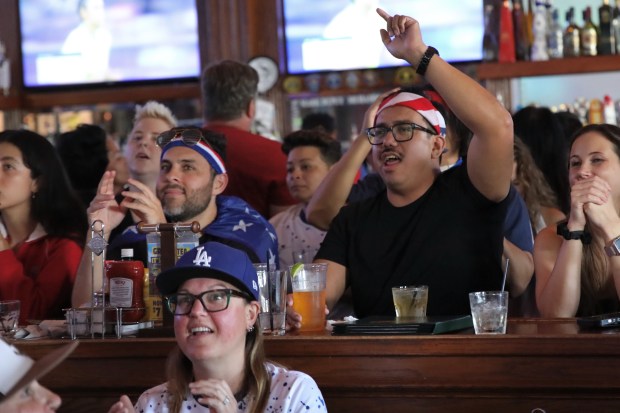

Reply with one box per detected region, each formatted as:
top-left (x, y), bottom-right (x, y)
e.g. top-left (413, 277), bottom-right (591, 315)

top-left (0, 130), bottom-right (87, 323)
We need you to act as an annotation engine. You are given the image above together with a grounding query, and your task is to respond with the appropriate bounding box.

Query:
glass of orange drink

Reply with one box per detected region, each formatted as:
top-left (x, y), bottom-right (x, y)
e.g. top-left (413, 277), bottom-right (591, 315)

top-left (290, 263), bottom-right (327, 332)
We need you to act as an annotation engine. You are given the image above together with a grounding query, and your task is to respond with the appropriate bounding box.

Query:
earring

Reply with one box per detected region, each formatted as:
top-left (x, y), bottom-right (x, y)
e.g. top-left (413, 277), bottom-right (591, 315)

top-left (31, 192), bottom-right (37, 199)
top-left (247, 325), bottom-right (254, 333)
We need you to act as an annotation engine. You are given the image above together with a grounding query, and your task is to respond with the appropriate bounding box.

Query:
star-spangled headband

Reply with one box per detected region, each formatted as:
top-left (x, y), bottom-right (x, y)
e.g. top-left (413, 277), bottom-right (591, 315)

top-left (375, 92), bottom-right (447, 137)
top-left (161, 139), bottom-right (227, 174)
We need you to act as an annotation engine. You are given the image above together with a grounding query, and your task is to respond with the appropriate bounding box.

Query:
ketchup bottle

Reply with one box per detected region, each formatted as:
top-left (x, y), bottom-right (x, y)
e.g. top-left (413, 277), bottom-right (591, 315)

top-left (105, 249), bottom-right (145, 322)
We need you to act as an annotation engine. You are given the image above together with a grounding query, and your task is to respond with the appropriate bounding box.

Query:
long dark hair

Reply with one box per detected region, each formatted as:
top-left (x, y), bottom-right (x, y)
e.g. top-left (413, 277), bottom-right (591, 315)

top-left (570, 124), bottom-right (620, 315)
top-left (513, 106), bottom-right (571, 214)
top-left (513, 135), bottom-right (560, 233)
top-left (0, 130), bottom-right (88, 244)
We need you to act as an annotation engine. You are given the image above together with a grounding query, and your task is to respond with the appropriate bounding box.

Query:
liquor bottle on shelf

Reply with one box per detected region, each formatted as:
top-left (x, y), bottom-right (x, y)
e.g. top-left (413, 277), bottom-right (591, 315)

top-left (531, 0), bottom-right (549, 60)
top-left (574, 97), bottom-right (588, 125)
top-left (547, 8), bottom-right (564, 58)
top-left (545, 0), bottom-right (553, 37)
top-left (580, 6), bottom-right (598, 56)
top-left (589, 98), bottom-right (604, 124)
top-left (563, 7), bottom-right (581, 57)
top-left (612, 0), bottom-right (620, 54)
top-left (498, 0), bottom-right (516, 62)
top-left (526, 0), bottom-right (535, 54)
top-left (603, 95), bottom-right (617, 125)
top-left (599, 0), bottom-right (616, 55)
top-left (482, 0), bottom-right (500, 62)
top-left (513, 0), bottom-right (530, 60)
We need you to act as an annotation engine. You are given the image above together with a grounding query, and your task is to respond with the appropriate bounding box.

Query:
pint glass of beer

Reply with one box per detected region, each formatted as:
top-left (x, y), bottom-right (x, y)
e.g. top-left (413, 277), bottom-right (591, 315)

top-left (290, 263), bottom-right (327, 332)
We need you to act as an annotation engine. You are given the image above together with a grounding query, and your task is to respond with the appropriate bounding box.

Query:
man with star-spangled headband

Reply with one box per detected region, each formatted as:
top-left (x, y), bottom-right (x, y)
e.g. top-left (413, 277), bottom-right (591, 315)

top-left (72, 126), bottom-right (278, 308)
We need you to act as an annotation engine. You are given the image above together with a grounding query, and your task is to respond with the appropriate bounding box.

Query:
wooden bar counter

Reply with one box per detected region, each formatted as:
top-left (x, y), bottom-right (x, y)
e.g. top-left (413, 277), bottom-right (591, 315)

top-left (14, 319), bottom-right (620, 413)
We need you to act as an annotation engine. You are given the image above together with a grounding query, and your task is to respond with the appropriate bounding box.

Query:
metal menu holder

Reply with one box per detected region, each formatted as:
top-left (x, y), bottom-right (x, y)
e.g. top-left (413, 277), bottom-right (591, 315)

top-left (137, 221), bottom-right (201, 333)
top-left (64, 220), bottom-right (200, 339)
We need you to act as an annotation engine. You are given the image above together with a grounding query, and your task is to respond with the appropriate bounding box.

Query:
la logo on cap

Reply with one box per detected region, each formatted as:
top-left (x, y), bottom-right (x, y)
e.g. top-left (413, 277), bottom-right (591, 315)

top-left (192, 246), bottom-right (212, 267)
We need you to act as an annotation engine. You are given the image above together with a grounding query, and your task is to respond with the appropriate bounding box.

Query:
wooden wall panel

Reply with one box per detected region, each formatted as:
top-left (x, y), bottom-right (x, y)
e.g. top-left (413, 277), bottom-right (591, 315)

top-left (0, 0), bottom-right (23, 109)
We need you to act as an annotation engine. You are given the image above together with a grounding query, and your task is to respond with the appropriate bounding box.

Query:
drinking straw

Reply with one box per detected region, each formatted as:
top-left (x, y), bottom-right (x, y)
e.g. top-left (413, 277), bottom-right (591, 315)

top-left (501, 258), bottom-right (510, 292)
top-left (265, 254), bottom-right (273, 331)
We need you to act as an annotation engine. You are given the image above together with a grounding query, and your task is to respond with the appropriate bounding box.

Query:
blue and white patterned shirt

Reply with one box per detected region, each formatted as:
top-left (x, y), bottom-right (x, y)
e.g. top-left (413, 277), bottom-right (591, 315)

top-left (134, 362), bottom-right (327, 412)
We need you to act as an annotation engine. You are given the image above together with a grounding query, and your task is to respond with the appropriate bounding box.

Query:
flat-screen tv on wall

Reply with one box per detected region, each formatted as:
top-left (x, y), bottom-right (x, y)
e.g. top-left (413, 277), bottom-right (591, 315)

top-left (18, 0), bottom-right (201, 89)
top-left (282, 0), bottom-right (483, 74)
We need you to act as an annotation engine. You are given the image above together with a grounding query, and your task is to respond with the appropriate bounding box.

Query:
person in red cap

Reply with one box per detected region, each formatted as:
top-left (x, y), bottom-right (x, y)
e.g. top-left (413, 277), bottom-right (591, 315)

top-left (288, 8), bottom-right (514, 325)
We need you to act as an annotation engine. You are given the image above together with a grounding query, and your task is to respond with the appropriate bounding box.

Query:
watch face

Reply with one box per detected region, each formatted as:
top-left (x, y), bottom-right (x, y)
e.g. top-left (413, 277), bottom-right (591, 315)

top-left (248, 56), bottom-right (279, 93)
top-left (610, 237), bottom-right (620, 256)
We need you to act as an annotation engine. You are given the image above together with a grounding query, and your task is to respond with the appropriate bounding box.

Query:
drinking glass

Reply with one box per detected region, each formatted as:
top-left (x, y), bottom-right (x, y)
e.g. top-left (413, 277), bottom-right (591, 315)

top-left (0, 300), bottom-right (20, 337)
top-left (290, 263), bottom-right (327, 332)
top-left (256, 266), bottom-right (288, 336)
top-left (391, 286), bottom-right (428, 317)
top-left (469, 291), bottom-right (508, 334)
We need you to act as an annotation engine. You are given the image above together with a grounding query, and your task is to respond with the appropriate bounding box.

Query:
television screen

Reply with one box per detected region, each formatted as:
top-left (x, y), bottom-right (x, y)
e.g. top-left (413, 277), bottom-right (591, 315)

top-left (18, 0), bottom-right (200, 88)
top-left (282, 0), bottom-right (483, 74)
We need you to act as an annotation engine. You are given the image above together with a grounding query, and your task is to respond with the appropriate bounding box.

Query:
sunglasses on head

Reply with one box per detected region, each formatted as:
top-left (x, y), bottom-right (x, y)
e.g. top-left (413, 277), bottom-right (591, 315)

top-left (156, 129), bottom-right (206, 148)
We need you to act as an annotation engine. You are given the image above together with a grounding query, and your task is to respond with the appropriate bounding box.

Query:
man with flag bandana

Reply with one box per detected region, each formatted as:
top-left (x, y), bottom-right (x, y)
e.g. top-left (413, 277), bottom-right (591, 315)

top-left (287, 9), bottom-right (514, 326)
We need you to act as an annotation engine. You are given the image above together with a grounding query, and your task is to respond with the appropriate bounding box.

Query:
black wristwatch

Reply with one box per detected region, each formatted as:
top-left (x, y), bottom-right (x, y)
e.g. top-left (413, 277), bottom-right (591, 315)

top-left (556, 221), bottom-right (591, 245)
top-left (416, 46), bottom-right (439, 76)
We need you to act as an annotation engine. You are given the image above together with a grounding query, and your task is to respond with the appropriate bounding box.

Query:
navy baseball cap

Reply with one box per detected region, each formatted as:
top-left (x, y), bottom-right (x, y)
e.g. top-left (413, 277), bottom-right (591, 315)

top-left (156, 242), bottom-right (259, 300)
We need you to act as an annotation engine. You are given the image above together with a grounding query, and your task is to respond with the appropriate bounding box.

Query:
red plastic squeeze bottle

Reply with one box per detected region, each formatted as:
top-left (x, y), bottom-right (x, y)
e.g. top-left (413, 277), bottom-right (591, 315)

top-left (105, 249), bottom-right (145, 323)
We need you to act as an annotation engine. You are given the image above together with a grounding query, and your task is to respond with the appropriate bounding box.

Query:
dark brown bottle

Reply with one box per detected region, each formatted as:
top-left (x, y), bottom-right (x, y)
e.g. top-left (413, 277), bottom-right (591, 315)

top-left (513, 0), bottom-right (530, 60)
top-left (599, 0), bottom-right (615, 55)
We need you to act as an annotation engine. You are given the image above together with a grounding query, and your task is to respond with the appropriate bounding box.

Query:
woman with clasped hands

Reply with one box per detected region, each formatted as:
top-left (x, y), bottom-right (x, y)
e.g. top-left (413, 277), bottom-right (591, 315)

top-left (534, 124), bottom-right (620, 317)
top-left (108, 242), bottom-right (326, 413)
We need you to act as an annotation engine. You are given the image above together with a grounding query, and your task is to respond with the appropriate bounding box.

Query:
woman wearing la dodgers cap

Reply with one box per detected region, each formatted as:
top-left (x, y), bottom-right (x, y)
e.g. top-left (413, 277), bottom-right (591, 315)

top-left (108, 241), bottom-right (326, 413)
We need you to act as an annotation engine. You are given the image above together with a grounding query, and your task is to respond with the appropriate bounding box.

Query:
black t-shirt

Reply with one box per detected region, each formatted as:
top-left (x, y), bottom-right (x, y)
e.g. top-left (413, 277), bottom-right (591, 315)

top-left (316, 164), bottom-right (508, 317)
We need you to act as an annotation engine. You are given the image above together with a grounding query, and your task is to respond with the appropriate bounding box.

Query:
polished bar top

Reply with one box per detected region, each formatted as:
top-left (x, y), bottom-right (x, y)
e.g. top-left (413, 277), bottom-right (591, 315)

top-left (14, 318), bottom-right (620, 413)
top-left (16, 318), bottom-right (620, 356)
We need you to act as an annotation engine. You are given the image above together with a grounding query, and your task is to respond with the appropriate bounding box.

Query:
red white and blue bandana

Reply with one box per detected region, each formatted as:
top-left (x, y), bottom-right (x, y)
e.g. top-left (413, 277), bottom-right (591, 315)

top-left (375, 92), bottom-right (447, 137)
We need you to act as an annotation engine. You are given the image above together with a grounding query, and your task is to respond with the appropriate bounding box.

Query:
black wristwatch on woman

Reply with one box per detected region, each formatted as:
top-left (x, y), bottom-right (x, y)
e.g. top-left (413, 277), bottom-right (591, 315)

top-left (556, 221), bottom-right (591, 245)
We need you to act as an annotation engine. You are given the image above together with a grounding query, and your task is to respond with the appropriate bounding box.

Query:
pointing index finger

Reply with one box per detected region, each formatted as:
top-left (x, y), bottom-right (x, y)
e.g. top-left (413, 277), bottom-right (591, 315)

top-left (376, 7), bottom-right (391, 21)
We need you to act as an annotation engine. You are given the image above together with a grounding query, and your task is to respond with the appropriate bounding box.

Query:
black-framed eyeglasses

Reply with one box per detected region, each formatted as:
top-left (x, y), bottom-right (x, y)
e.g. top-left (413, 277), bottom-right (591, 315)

top-left (156, 128), bottom-right (206, 148)
top-left (366, 122), bottom-right (436, 145)
top-left (165, 288), bottom-right (251, 315)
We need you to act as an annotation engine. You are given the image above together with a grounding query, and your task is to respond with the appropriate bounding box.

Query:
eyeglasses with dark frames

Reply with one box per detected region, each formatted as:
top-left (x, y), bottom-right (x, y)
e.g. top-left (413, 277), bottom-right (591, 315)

top-left (156, 129), bottom-right (207, 148)
top-left (366, 122), bottom-right (436, 145)
top-left (165, 288), bottom-right (251, 315)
